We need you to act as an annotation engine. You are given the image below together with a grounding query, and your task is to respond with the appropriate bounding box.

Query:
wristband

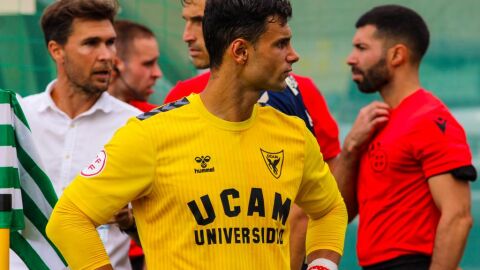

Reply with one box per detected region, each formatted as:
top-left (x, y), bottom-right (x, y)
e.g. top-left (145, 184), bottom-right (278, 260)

top-left (307, 258), bottom-right (338, 270)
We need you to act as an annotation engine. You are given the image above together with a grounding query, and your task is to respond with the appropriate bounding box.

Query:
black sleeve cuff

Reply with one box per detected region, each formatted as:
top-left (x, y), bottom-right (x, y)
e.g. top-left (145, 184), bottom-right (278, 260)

top-left (451, 165), bottom-right (477, 182)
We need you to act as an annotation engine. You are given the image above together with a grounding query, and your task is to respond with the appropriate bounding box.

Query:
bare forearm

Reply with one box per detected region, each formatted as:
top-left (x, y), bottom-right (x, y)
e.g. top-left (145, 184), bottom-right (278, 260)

top-left (289, 204), bottom-right (308, 270)
top-left (333, 101), bottom-right (390, 222)
top-left (430, 214), bottom-right (472, 270)
top-left (307, 249), bottom-right (341, 265)
top-left (332, 150), bottom-right (360, 223)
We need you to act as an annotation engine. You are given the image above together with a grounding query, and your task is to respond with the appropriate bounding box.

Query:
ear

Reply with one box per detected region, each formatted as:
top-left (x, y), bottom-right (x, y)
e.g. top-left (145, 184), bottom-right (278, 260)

top-left (113, 57), bottom-right (125, 73)
top-left (388, 44), bottom-right (408, 67)
top-left (48, 40), bottom-right (64, 63)
top-left (230, 39), bottom-right (249, 65)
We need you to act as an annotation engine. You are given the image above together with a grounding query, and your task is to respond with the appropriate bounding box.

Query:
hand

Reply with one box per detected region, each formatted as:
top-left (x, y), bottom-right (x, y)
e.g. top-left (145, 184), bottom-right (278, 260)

top-left (109, 206), bottom-right (134, 230)
top-left (344, 101), bottom-right (390, 156)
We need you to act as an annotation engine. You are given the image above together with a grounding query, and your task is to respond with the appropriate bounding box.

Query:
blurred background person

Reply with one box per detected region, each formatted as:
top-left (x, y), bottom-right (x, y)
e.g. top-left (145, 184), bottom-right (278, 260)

top-left (339, 5), bottom-right (476, 270)
top-left (109, 19), bottom-right (163, 270)
top-left (109, 19), bottom-right (162, 112)
top-left (13, 1), bottom-right (139, 269)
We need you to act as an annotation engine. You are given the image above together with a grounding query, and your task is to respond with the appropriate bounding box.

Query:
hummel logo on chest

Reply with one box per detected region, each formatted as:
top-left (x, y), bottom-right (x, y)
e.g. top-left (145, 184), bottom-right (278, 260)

top-left (194, 155), bottom-right (215, 174)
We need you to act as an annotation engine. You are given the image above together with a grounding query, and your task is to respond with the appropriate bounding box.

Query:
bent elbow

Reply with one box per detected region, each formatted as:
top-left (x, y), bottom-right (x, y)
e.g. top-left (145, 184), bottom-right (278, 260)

top-left (461, 213), bottom-right (473, 230)
top-left (444, 209), bottom-right (473, 231)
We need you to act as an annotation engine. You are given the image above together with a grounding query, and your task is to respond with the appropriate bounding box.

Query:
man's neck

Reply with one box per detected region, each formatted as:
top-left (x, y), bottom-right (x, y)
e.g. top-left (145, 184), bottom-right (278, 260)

top-left (51, 77), bottom-right (102, 119)
top-left (380, 69), bottom-right (421, 108)
top-left (108, 81), bottom-right (129, 103)
top-left (200, 69), bottom-right (260, 122)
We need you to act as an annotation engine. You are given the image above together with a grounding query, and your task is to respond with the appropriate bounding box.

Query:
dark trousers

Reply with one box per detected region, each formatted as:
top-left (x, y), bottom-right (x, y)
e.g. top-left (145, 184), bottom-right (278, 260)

top-left (363, 254), bottom-right (431, 270)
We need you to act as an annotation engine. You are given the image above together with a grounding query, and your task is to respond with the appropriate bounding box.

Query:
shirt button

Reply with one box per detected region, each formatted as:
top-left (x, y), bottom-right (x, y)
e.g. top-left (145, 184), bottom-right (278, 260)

top-left (65, 155), bottom-right (70, 159)
top-left (69, 123), bottom-right (75, 128)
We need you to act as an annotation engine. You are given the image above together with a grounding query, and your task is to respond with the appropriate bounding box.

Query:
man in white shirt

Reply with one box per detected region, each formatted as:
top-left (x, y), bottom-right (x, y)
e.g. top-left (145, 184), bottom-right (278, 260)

top-left (11, 0), bottom-right (139, 269)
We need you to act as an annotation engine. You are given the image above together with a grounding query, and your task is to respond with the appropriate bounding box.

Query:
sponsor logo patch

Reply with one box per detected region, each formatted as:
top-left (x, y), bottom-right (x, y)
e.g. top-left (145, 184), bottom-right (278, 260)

top-left (434, 116), bottom-right (447, 133)
top-left (81, 150), bottom-right (107, 177)
top-left (260, 148), bottom-right (284, 179)
top-left (285, 75), bottom-right (299, 95)
top-left (194, 155), bottom-right (215, 174)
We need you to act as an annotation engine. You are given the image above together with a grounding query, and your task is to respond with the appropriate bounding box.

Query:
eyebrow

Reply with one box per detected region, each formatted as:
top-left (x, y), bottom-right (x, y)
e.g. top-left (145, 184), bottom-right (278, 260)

top-left (183, 15), bottom-right (203, 22)
top-left (143, 58), bottom-right (158, 65)
top-left (82, 37), bottom-right (101, 44)
top-left (276, 36), bottom-right (291, 43)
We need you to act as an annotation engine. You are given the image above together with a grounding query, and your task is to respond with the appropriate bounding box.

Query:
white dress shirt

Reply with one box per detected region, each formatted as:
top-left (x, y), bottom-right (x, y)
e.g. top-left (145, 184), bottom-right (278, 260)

top-left (11, 80), bottom-right (141, 270)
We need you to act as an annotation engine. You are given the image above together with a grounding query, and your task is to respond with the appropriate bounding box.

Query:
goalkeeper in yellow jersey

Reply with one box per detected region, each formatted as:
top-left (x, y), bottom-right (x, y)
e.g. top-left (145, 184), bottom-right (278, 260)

top-left (47, 0), bottom-right (348, 269)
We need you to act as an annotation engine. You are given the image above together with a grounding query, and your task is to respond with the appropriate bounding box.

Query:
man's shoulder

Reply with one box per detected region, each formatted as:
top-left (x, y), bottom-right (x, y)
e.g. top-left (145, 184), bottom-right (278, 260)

top-left (165, 72), bottom-right (210, 103)
top-left (137, 97), bottom-right (190, 122)
top-left (22, 92), bottom-right (46, 104)
top-left (104, 94), bottom-right (142, 115)
top-left (290, 73), bottom-right (321, 95)
top-left (129, 100), bottom-right (158, 112)
top-left (178, 71), bottom-right (210, 88)
top-left (405, 89), bottom-right (452, 119)
top-left (20, 92), bottom-right (48, 114)
top-left (259, 104), bottom-right (307, 131)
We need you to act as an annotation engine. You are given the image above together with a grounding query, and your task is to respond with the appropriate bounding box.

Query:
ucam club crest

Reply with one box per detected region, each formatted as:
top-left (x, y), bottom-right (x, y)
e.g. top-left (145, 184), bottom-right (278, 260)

top-left (81, 150), bottom-right (107, 177)
top-left (260, 148), bottom-right (284, 179)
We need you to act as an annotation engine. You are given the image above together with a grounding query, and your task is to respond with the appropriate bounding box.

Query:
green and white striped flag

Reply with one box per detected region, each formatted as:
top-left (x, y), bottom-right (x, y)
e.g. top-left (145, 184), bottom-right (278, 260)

top-left (0, 89), bottom-right (67, 269)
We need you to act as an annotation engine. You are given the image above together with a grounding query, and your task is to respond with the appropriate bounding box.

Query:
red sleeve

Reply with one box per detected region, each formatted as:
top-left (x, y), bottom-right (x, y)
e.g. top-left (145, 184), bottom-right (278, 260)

top-left (411, 108), bottom-right (473, 179)
top-left (164, 81), bottom-right (191, 104)
top-left (293, 74), bottom-right (341, 160)
top-left (163, 72), bottom-right (211, 104)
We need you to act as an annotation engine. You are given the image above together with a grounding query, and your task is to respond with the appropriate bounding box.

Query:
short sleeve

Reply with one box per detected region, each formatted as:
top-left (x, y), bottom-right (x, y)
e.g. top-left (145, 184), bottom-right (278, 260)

top-left (411, 109), bottom-right (473, 179)
top-left (64, 117), bottom-right (156, 224)
top-left (295, 127), bottom-right (343, 218)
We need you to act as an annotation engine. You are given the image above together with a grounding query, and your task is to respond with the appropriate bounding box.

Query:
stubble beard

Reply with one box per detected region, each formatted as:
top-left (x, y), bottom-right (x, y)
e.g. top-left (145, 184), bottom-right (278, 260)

top-left (354, 57), bottom-right (390, 94)
top-left (64, 57), bottom-right (109, 97)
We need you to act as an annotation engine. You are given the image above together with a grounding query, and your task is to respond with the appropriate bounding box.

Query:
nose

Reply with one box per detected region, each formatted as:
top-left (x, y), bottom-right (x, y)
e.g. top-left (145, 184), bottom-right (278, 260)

top-left (183, 22), bottom-right (195, 43)
top-left (98, 43), bottom-right (115, 62)
top-left (346, 51), bottom-right (357, 66)
top-left (287, 45), bottom-right (300, 64)
top-left (152, 63), bottom-right (163, 80)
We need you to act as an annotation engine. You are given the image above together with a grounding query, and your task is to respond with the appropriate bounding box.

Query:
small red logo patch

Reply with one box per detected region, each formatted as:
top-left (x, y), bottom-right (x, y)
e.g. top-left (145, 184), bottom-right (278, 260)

top-left (308, 266), bottom-right (330, 270)
top-left (368, 141), bottom-right (388, 172)
top-left (80, 150), bottom-right (107, 177)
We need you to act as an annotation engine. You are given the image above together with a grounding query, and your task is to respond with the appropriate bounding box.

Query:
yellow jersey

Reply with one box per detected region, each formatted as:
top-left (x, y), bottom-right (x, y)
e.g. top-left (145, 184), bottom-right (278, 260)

top-left (61, 94), bottom-right (346, 269)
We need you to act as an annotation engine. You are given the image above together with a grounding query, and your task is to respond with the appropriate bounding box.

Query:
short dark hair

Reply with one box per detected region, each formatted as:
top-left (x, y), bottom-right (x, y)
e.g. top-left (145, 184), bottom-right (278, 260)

top-left (356, 5), bottom-right (430, 63)
top-left (114, 20), bottom-right (155, 60)
top-left (203, 0), bottom-right (292, 70)
top-left (41, 0), bottom-right (119, 46)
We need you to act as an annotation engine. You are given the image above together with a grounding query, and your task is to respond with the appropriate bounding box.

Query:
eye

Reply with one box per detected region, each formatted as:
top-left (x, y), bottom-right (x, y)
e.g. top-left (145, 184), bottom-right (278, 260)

top-left (106, 38), bottom-right (115, 46)
top-left (83, 39), bottom-right (98, 46)
top-left (276, 38), bottom-right (291, 49)
top-left (355, 44), bottom-right (367, 51)
top-left (275, 41), bottom-right (284, 48)
top-left (143, 60), bottom-right (157, 68)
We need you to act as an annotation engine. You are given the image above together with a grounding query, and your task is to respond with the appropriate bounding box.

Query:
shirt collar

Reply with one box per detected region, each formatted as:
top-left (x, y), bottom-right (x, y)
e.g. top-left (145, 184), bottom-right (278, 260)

top-left (36, 79), bottom-right (114, 115)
